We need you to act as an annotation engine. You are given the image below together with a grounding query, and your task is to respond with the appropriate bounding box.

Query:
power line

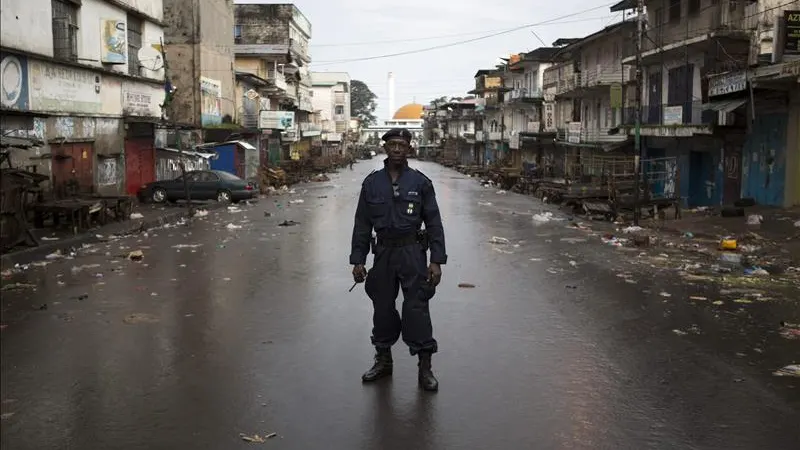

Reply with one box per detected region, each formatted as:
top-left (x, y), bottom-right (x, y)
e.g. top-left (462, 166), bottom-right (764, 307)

top-left (311, 16), bottom-right (616, 48)
top-left (312, 2), bottom-right (620, 66)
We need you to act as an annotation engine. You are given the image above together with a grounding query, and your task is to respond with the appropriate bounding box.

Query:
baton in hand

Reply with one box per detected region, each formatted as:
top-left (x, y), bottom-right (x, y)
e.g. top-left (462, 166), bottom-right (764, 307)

top-left (349, 282), bottom-right (358, 292)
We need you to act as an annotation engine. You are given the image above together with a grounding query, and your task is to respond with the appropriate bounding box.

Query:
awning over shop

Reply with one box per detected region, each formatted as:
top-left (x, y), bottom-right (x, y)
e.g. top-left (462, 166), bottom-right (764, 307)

top-left (703, 98), bottom-right (747, 114)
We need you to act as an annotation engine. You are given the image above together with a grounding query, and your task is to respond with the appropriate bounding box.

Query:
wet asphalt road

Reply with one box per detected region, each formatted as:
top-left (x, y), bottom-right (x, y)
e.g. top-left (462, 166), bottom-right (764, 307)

top-left (1, 160), bottom-right (798, 450)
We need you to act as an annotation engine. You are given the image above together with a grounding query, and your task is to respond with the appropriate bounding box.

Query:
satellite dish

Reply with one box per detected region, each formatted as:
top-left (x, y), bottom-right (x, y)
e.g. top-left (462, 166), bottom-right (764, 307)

top-left (138, 46), bottom-right (164, 71)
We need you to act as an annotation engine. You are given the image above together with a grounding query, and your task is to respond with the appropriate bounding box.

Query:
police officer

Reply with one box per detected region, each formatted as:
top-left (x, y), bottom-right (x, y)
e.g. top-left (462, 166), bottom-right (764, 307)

top-left (350, 128), bottom-right (447, 392)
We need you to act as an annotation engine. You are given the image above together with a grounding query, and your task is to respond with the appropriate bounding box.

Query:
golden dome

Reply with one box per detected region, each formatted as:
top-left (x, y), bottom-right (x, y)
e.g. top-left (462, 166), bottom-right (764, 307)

top-left (392, 103), bottom-right (424, 120)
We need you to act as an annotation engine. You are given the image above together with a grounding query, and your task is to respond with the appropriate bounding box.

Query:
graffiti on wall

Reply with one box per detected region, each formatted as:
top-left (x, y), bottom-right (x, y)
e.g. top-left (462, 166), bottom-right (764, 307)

top-left (156, 155), bottom-right (209, 181)
top-left (97, 157), bottom-right (118, 186)
top-left (200, 76), bottom-right (222, 126)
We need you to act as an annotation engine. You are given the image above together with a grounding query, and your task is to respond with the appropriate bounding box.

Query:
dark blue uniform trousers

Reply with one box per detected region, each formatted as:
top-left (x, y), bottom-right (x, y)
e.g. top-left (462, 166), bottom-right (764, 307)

top-left (365, 242), bottom-right (438, 355)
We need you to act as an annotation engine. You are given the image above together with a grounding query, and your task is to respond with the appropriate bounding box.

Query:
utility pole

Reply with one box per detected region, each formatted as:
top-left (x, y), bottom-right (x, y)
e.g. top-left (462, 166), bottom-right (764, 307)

top-left (159, 38), bottom-right (193, 217)
top-left (632, 0), bottom-right (644, 226)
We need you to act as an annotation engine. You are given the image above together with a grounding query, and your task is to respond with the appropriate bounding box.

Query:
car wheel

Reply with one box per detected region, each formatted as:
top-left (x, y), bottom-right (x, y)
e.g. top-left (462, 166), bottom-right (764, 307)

top-left (217, 190), bottom-right (232, 203)
top-left (152, 188), bottom-right (167, 203)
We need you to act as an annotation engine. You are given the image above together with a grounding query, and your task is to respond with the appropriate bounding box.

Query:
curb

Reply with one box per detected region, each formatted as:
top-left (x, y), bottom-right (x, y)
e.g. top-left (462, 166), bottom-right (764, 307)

top-left (1, 203), bottom-right (227, 268)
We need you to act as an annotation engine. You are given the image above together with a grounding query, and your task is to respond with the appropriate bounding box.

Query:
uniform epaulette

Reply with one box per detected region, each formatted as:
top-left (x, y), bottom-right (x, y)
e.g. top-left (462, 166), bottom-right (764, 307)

top-left (413, 169), bottom-right (432, 184)
top-left (362, 170), bottom-right (378, 184)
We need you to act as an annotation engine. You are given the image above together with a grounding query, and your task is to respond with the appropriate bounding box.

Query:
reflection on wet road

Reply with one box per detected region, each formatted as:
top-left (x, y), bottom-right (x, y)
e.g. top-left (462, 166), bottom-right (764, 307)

top-left (1, 161), bottom-right (798, 449)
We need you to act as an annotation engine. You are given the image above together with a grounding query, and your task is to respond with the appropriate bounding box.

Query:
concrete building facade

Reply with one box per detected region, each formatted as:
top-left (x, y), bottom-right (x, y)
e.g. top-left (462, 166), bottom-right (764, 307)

top-left (1, 0), bottom-right (168, 196)
top-left (162, 0), bottom-right (236, 128)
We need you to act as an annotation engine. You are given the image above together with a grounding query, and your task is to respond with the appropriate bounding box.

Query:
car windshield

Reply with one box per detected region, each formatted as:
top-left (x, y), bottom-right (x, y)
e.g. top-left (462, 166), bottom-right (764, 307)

top-left (215, 171), bottom-right (242, 181)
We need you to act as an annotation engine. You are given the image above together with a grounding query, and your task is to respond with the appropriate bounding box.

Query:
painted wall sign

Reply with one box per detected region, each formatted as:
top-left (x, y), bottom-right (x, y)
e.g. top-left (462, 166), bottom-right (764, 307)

top-left (101, 19), bottom-right (127, 64)
top-left (122, 82), bottom-right (163, 117)
top-left (29, 60), bottom-right (101, 113)
top-left (200, 76), bottom-right (221, 126)
top-left (708, 71), bottom-right (747, 97)
top-left (663, 106), bottom-right (683, 125)
top-left (783, 10), bottom-right (800, 55)
top-left (0, 52), bottom-right (29, 111)
top-left (259, 110), bottom-right (295, 130)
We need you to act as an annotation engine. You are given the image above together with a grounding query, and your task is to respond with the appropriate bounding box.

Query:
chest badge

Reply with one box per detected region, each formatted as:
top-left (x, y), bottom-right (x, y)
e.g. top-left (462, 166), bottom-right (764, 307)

top-left (407, 203), bottom-right (415, 214)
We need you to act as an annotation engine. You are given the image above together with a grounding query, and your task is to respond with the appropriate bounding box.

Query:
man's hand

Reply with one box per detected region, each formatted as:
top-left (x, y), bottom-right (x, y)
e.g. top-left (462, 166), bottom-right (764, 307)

top-left (352, 264), bottom-right (367, 283)
top-left (427, 263), bottom-right (442, 287)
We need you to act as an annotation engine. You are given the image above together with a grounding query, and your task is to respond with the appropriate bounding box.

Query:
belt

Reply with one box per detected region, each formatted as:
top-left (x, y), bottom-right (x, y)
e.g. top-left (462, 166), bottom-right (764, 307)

top-left (376, 233), bottom-right (419, 247)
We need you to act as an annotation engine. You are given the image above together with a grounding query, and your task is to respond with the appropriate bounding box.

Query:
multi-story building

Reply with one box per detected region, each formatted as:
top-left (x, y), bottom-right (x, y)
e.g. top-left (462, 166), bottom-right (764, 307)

top-left (611, 0), bottom-right (798, 208)
top-left (1, 0), bottom-right (168, 196)
top-left (470, 68), bottom-right (508, 164)
top-left (163, 0), bottom-right (235, 129)
top-left (310, 71), bottom-right (350, 156)
top-left (506, 48), bottom-right (562, 168)
top-left (233, 3), bottom-right (314, 161)
top-left (436, 99), bottom-right (478, 165)
top-left (740, 0), bottom-right (799, 207)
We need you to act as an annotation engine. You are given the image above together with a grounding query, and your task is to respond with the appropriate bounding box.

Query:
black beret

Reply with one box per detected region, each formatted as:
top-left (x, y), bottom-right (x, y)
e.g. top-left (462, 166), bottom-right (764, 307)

top-left (381, 128), bottom-right (412, 144)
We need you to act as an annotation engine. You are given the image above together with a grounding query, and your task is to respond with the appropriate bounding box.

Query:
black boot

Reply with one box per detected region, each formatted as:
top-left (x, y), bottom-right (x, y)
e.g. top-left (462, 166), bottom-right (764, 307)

top-left (418, 352), bottom-right (439, 392)
top-left (362, 348), bottom-right (393, 382)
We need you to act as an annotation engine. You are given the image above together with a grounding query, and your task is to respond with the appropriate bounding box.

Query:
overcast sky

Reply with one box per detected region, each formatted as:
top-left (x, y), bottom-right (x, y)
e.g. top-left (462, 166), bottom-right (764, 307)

top-left (236, 1), bottom-right (626, 121)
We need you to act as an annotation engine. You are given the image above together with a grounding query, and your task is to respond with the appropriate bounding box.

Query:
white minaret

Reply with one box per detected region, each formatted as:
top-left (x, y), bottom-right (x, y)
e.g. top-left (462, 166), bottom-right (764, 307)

top-left (387, 72), bottom-right (396, 119)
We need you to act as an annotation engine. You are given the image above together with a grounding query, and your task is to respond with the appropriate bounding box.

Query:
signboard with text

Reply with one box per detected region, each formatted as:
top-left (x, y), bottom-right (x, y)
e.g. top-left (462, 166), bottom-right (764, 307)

top-left (259, 110), bottom-right (295, 130)
top-left (784, 10), bottom-right (800, 56)
top-left (708, 71), bottom-right (747, 97)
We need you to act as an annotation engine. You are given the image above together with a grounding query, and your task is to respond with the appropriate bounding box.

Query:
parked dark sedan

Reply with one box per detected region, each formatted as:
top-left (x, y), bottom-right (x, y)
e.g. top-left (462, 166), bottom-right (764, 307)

top-left (138, 170), bottom-right (256, 204)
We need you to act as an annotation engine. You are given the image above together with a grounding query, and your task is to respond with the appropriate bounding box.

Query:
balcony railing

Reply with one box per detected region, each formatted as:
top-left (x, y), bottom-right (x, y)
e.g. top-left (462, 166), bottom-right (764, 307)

top-left (581, 65), bottom-right (633, 87)
top-left (475, 131), bottom-right (484, 141)
top-left (555, 74), bottom-right (579, 96)
top-left (268, 71), bottom-right (288, 92)
top-left (579, 127), bottom-right (628, 143)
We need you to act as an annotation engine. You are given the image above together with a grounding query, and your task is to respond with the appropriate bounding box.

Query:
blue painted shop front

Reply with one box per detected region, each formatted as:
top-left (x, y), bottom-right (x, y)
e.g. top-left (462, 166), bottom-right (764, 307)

top-left (741, 113), bottom-right (788, 207)
top-left (643, 138), bottom-right (723, 208)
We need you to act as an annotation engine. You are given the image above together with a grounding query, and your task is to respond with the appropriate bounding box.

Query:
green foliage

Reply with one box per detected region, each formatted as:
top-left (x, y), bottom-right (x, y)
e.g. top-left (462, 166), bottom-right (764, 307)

top-left (350, 80), bottom-right (378, 126)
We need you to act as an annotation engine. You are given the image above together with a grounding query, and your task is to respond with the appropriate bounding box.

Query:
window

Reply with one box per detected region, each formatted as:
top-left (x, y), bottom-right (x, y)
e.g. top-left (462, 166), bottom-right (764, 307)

top-left (688, 0), bottom-right (700, 14)
top-left (234, 24), bottom-right (242, 43)
top-left (52, 0), bottom-right (79, 61)
top-left (334, 105), bottom-right (344, 115)
top-left (127, 15), bottom-right (142, 76)
top-left (668, 0), bottom-right (681, 23)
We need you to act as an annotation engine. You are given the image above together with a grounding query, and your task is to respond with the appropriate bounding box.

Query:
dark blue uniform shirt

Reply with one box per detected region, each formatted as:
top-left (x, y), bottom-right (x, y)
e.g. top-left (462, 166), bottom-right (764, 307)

top-left (350, 161), bottom-right (447, 266)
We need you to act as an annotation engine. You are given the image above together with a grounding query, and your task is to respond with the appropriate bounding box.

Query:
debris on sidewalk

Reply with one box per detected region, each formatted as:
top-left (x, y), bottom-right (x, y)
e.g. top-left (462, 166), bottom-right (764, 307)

top-left (532, 212), bottom-right (560, 223)
top-left (71, 263), bottom-right (101, 273)
top-left (193, 209), bottom-right (209, 218)
top-left (1, 282), bottom-right (37, 291)
top-left (278, 220), bottom-right (300, 227)
top-left (289, 199), bottom-right (305, 204)
top-left (226, 223), bottom-right (243, 230)
top-left (127, 250), bottom-right (144, 261)
top-left (772, 365), bottom-right (800, 377)
top-left (240, 432), bottom-right (277, 443)
top-left (228, 206), bottom-right (243, 213)
top-left (489, 236), bottom-right (510, 245)
top-left (458, 283), bottom-right (476, 288)
top-left (123, 313), bottom-right (159, 324)
top-left (622, 226), bottom-right (644, 233)
top-left (172, 244), bottom-right (203, 249)
top-left (780, 321), bottom-right (800, 340)
top-left (130, 212), bottom-right (144, 220)
top-left (312, 173), bottom-right (330, 182)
